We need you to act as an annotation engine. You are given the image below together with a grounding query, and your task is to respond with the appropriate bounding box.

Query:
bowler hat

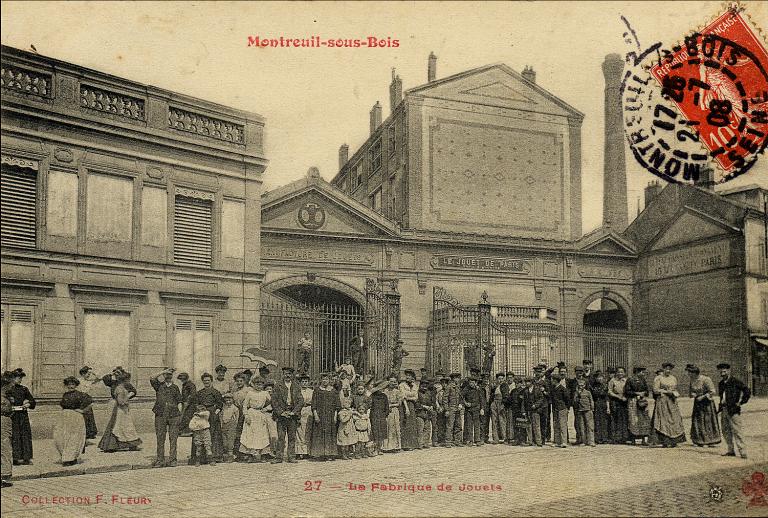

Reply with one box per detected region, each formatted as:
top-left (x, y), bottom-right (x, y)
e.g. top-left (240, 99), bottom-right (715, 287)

top-left (661, 362), bottom-right (675, 369)
top-left (63, 376), bottom-right (80, 386)
top-left (716, 363), bottom-right (731, 370)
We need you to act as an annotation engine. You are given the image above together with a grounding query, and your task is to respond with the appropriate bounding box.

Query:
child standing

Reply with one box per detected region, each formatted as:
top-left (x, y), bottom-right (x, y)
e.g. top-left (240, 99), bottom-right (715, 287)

top-left (189, 404), bottom-right (216, 466)
top-left (351, 383), bottom-right (372, 458)
top-left (219, 393), bottom-right (240, 462)
top-left (574, 377), bottom-right (596, 447)
top-left (337, 396), bottom-right (357, 460)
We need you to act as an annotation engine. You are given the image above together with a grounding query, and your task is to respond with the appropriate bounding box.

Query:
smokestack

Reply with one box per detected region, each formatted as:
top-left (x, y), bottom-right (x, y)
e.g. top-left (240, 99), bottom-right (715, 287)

top-left (521, 65), bottom-right (536, 83)
top-left (694, 166), bottom-right (716, 190)
top-left (389, 68), bottom-right (403, 113)
top-left (428, 52), bottom-right (437, 82)
top-left (370, 101), bottom-right (382, 135)
top-left (602, 53), bottom-right (628, 231)
top-left (644, 181), bottom-right (663, 208)
top-left (339, 144), bottom-right (349, 170)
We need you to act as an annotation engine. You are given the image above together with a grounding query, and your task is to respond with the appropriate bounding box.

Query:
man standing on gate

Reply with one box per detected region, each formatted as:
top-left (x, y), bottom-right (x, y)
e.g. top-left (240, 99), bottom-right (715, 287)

top-left (150, 368), bottom-right (182, 467)
top-left (717, 363), bottom-right (750, 459)
top-left (271, 367), bottom-right (304, 463)
top-left (297, 331), bottom-right (313, 375)
top-left (349, 329), bottom-right (366, 376)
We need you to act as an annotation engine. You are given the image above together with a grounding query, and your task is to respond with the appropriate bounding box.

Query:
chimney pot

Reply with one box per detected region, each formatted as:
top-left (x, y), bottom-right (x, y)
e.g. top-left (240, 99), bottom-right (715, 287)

top-left (522, 65), bottom-right (536, 83)
top-left (694, 166), bottom-right (716, 190)
top-left (389, 68), bottom-right (403, 113)
top-left (370, 101), bottom-right (382, 135)
top-left (338, 144), bottom-right (349, 170)
top-left (428, 52), bottom-right (437, 82)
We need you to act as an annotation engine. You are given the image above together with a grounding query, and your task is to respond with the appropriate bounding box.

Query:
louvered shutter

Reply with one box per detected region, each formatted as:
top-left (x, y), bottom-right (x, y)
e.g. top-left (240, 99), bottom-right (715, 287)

top-left (1, 166), bottom-right (37, 248)
top-left (1, 305), bottom-right (35, 377)
top-left (174, 317), bottom-right (212, 380)
top-left (174, 195), bottom-right (212, 268)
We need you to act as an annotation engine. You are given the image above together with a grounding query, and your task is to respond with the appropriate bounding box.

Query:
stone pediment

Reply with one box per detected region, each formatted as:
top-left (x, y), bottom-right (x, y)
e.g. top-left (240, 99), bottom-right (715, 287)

top-left (261, 175), bottom-right (400, 238)
top-left (576, 228), bottom-right (636, 255)
top-left (648, 207), bottom-right (738, 252)
top-left (407, 64), bottom-right (583, 119)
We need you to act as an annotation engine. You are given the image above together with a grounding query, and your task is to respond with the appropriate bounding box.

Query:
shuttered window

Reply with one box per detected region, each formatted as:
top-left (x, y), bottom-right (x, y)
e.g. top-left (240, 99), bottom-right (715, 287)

top-left (174, 316), bottom-right (213, 381)
top-left (174, 195), bottom-right (212, 268)
top-left (1, 165), bottom-right (37, 248)
top-left (0, 305), bottom-right (35, 377)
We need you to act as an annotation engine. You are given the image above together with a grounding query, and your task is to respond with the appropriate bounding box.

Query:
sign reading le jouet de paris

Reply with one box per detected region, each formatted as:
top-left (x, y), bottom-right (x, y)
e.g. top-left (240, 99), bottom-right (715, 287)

top-left (431, 255), bottom-right (530, 274)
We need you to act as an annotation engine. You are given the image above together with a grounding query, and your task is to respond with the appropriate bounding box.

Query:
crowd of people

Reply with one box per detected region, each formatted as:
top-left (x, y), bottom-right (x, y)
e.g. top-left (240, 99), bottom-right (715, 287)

top-left (0, 356), bottom-right (754, 488)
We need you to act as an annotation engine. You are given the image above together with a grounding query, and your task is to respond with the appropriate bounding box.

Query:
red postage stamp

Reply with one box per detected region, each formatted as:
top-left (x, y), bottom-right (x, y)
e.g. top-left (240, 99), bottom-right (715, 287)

top-left (650, 7), bottom-right (768, 180)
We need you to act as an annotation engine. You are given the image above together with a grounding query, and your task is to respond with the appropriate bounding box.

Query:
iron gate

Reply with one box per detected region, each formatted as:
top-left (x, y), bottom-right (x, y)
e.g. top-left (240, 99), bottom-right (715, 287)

top-left (260, 279), bottom-right (400, 379)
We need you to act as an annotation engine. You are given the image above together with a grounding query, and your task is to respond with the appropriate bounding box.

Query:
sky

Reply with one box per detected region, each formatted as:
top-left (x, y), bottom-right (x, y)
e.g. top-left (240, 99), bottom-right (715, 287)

top-left (2, 1), bottom-right (766, 233)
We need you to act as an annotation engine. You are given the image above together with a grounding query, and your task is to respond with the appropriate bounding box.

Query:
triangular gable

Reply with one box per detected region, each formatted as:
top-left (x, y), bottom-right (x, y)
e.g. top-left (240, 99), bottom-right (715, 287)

top-left (576, 228), bottom-right (637, 255)
top-left (406, 63), bottom-right (583, 119)
top-left (648, 206), bottom-right (739, 252)
top-left (261, 175), bottom-right (400, 238)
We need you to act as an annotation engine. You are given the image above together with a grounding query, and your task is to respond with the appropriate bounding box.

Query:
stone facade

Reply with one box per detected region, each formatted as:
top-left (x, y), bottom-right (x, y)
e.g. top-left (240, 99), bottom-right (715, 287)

top-left (0, 46), bottom-right (266, 399)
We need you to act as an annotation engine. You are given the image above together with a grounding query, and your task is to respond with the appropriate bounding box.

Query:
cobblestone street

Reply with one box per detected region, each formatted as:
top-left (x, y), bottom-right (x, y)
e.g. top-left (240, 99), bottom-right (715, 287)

top-left (2, 427), bottom-right (767, 517)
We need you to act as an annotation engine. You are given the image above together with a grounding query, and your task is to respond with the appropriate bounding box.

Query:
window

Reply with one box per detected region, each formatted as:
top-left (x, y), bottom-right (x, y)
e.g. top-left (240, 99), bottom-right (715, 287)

top-left (222, 200), bottom-right (245, 259)
top-left (0, 305), bottom-right (35, 376)
top-left (83, 311), bottom-right (131, 379)
top-left (173, 316), bottom-right (213, 382)
top-left (388, 124), bottom-right (396, 156)
top-left (46, 170), bottom-right (79, 237)
top-left (389, 175), bottom-right (397, 218)
top-left (370, 188), bottom-right (382, 213)
top-left (370, 139), bottom-right (382, 174)
top-left (1, 163), bottom-right (37, 248)
top-left (141, 187), bottom-right (167, 247)
top-left (174, 195), bottom-right (213, 268)
top-left (352, 163), bottom-right (363, 191)
top-left (86, 174), bottom-right (133, 241)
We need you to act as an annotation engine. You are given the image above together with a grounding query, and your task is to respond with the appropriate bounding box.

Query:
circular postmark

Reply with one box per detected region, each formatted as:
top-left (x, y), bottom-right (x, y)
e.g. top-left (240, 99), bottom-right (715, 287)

top-left (621, 8), bottom-right (768, 184)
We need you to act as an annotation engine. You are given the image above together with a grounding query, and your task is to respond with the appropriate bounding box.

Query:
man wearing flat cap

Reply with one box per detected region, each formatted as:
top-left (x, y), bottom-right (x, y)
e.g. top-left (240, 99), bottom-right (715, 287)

top-left (717, 363), bottom-right (750, 458)
top-left (150, 368), bottom-right (183, 467)
top-left (271, 366), bottom-right (304, 463)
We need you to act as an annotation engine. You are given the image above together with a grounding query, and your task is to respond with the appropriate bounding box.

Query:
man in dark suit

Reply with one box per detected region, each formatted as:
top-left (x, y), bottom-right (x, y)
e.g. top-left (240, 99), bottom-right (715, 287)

top-left (551, 374), bottom-right (571, 447)
top-left (271, 366), bottom-right (304, 463)
top-left (717, 363), bottom-right (751, 459)
top-left (150, 368), bottom-right (183, 467)
top-left (524, 376), bottom-right (546, 446)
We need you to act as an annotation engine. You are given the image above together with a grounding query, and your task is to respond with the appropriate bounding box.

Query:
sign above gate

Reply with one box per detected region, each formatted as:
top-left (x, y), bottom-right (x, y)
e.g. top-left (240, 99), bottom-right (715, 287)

top-left (431, 255), bottom-right (531, 274)
top-left (264, 246), bottom-right (374, 265)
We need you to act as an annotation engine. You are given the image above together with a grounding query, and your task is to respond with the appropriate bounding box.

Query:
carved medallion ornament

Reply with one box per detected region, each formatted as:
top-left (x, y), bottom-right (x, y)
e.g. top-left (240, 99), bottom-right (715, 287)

top-left (297, 202), bottom-right (326, 230)
top-left (53, 147), bottom-right (74, 163)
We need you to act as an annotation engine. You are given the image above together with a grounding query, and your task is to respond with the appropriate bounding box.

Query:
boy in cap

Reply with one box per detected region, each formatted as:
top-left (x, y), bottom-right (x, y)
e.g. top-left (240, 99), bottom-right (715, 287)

top-left (443, 373), bottom-right (463, 447)
top-left (297, 331), bottom-right (313, 375)
top-left (189, 404), bottom-right (215, 466)
top-left (717, 363), bottom-right (751, 459)
top-left (573, 377), bottom-right (596, 446)
top-left (462, 377), bottom-right (484, 446)
top-left (220, 392), bottom-right (240, 462)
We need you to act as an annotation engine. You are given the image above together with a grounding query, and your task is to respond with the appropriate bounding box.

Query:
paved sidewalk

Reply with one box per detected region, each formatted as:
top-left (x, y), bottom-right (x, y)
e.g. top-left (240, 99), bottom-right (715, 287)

top-left (9, 397), bottom-right (768, 481)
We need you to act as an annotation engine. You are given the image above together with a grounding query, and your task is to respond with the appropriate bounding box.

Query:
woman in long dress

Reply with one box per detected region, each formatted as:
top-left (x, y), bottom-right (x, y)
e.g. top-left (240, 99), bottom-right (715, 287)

top-left (98, 368), bottom-right (142, 452)
top-left (7, 368), bottom-right (35, 464)
top-left (399, 370), bottom-right (420, 450)
top-left (309, 373), bottom-right (340, 460)
top-left (230, 372), bottom-right (252, 461)
top-left (590, 371), bottom-right (610, 444)
top-left (238, 378), bottom-right (272, 462)
top-left (53, 377), bottom-right (93, 466)
top-left (686, 365), bottom-right (721, 447)
top-left (368, 379), bottom-right (390, 455)
top-left (652, 363), bottom-right (686, 447)
top-left (624, 367), bottom-right (652, 445)
top-left (607, 367), bottom-right (629, 444)
top-left (296, 375), bottom-right (314, 459)
top-left (382, 375), bottom-right (403, 452)
top-left (77, 367), bottom-right (101, 440)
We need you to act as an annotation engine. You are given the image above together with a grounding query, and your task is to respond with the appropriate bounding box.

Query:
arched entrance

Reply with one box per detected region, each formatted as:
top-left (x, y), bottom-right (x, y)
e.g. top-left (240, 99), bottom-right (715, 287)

top-left (260, 277), bottom-right (400, 378)
top-left (581, 293), bottom-right (630, 372)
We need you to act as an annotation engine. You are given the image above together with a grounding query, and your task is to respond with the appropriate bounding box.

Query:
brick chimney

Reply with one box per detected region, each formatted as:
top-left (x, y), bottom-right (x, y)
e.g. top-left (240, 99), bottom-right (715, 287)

top-left (602, 53), bottom-right (628, 231)
top-left (389, 68), bottom-right (403, 113)
top-left (644, 180), bottom-right (663, 208)
top-left (521, 65), bottom-right (536, 83)
top-left (694, 165), bottom-right (716, 190)
top-left (370, 101), bottom-right (382, 135)
top-left (338, 144), bottom-right (349, 170)
top-left (428, 52), bottom-right (437, 82)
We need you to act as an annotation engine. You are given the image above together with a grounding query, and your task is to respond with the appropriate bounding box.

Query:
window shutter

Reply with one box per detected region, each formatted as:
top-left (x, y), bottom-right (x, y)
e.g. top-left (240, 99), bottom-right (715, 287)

top-left (1, 166), bottom-right (37, 248)
top-left (174, 195), bottom-right (212, 268)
